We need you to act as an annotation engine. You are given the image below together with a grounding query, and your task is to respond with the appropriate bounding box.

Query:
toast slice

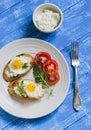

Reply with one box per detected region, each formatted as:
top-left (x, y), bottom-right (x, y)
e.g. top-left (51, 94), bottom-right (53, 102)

top-left (3, 53), bottom-right (34, 82)
top-left (8, 79), bottom-right (44, 99)
top-left (8, 79), bottom-right (27, 98)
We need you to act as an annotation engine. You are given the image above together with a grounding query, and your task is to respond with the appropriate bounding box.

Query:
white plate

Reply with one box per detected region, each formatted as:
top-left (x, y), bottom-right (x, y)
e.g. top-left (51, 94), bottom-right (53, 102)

top-left (0, 38), bottom-right (70, 119)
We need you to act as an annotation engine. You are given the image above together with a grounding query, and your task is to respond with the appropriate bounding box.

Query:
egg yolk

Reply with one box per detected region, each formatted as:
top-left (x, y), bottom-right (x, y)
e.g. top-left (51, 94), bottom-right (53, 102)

top-left (27, 83), bottom-right (36, 92)
top-left (12, 59), bottom-right (22, 69)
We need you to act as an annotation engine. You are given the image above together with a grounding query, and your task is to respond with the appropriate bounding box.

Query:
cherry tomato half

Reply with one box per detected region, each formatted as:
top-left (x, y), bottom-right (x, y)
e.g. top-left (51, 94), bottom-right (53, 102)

top-left (34, 52), bottom-right (51, 68)
top-left (47, 70), bottom-right (60, 85)
top-left (43, 59), bottom-right (58, 72)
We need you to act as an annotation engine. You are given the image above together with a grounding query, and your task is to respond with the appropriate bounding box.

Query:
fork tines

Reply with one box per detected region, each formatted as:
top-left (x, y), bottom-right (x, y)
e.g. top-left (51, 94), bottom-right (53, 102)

top-left (71, 41), bottom-right (79, 61)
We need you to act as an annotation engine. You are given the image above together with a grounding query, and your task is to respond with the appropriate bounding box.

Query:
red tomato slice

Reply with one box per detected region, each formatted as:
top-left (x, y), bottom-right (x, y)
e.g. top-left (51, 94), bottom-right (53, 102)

top-left (43, 59), bottom-right (58, 72)
top-left (34, 52), bottom-right (51, 68)
top-left (47, 70), bottom-right (60, 85)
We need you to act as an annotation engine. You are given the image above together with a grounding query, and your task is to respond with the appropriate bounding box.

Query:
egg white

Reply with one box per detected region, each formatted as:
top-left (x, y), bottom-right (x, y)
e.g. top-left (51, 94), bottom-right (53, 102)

top-left (23, 80), bottom-right (44, 98)
top-left (8, 56), bottom-right (31, 76)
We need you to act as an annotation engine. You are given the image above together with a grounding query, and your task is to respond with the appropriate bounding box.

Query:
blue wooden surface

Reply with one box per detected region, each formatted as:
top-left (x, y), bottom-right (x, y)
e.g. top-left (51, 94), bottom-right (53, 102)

top-left (0, 0), bottom-right (91, 130)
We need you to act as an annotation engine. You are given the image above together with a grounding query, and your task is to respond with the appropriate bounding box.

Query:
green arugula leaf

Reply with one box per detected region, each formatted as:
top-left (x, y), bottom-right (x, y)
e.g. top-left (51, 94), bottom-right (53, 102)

top-left (17, 81), bottom-right (24, 95)
top-left (44, 73), bottom-right (50, 82)
top-left (42, 84), bottom-right (49, 89)
top-left (50, 89), bottom-right (54, 95)
top-left (33, 63), bottom-right (54, 95)
top-left (22, 62), bottom-right (28, 69)
top-left (33, 63), bottom-right (49, 83)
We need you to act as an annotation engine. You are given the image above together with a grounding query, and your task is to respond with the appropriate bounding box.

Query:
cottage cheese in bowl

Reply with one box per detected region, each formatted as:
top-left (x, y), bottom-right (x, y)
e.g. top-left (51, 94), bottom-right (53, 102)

top-left (36, 9), bottom-right (61, 31)
top-left (33, 3), bottom-right (63, 33)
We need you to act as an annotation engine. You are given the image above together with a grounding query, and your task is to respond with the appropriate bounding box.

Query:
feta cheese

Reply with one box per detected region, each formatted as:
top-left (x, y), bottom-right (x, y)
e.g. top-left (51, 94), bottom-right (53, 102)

top-left (36, 9), bottom-right (60, 31)
top-left (14, 86), bottom-right (21, 96)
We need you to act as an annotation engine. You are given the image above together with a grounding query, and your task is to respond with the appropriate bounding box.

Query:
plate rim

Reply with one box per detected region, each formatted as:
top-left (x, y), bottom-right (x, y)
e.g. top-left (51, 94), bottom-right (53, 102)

top-left (0, 38), bottom-right (70, 119)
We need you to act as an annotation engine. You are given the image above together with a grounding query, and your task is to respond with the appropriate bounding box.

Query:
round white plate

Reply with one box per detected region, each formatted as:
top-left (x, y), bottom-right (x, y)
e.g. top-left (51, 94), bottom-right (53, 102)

top-left (0, 38), bottom-right (70, 119)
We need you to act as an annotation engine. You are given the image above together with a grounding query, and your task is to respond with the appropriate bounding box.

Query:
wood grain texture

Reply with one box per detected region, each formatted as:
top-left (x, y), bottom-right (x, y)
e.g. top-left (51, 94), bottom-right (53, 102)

top-left (0, 0), bottom-right (91, 130)
top-left (0, 0), bottom-right (22, 14)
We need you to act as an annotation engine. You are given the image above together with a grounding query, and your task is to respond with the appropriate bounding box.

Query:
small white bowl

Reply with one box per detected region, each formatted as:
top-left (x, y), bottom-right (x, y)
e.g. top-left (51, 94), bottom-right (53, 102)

top-left (33, 3), bottom-right (63, 33)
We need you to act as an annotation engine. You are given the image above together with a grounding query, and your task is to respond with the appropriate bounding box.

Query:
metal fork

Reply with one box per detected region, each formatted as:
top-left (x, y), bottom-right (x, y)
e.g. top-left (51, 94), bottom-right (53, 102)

top-left (71, 41), bottom-right (82, 111)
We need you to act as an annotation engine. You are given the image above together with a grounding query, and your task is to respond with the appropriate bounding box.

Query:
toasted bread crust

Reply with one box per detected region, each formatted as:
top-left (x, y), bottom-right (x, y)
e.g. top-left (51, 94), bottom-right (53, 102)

top-left (3, 53), bottom-right (34, 82)
top-left (8, 79), bottom-right (25, 98)
top-left (8, 79), bottom-right (44, 99)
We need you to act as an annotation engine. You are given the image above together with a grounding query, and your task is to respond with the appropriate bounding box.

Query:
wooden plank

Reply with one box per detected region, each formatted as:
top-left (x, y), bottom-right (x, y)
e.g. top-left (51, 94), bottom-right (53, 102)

top-left (0, 0), bottom-right (91, 130)
top-left (65, 108), bottom-right (91, 130)
top-left (61, 32), bottom-right (91, 85)
top-left (45, 0), bottom-right (81, 11)
top-left (0, 0), bottom-right (81, 14)
top-left (0, 0), bottom-right (22, 14)
top-left (1, 71), bottom-right (91, 130)
top-left (0, 29), bottom-right (91, 130)
top-left (49, 0), bottom-right (91, 49)
top-left (0, 109), bottom-right (16, 130)
top-left (61, 32), bottom-right (91, 95)
top-left (0, 0), bottom-right (91, 50)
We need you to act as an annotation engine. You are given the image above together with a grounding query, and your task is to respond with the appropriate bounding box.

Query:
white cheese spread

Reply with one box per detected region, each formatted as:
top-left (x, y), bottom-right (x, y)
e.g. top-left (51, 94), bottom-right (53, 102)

top-left (36, 9), bottom-right (60, 31)
top-left (14, 86), bottom-right (21, 96)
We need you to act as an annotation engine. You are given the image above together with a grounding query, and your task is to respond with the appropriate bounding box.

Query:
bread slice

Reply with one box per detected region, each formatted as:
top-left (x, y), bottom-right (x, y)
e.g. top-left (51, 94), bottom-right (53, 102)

top-left (3, 53), bottom-right (34, 82)
top-left (8, 79), bottom-right (27, 98)
top-left (8, 79), bottom-right (44, 99)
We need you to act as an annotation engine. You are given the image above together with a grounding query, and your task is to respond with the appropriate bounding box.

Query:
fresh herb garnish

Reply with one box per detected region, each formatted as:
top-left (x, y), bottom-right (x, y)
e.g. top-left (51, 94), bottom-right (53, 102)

top-left (33, 63), bottom-right (54, 95)
top-left (22, 62), bottom-right (28, 69)
top-left (17, 81), bottom-right (24, 95)
top-left (42, 84), bottom-right (49, 89)
top-left (50, 89), bottom-right (55, 95)
top-left (33, 63), bottom-right (49, 83)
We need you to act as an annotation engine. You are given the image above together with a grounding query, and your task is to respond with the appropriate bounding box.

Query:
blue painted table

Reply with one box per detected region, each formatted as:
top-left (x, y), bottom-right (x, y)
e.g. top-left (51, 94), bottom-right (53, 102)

top-left (0, 0), bottom-right (91, 130)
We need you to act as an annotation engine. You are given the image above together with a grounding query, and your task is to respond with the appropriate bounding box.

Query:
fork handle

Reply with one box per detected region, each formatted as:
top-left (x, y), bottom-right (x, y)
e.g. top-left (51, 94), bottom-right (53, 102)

top-left (74, 67), bottom-right (81, 111)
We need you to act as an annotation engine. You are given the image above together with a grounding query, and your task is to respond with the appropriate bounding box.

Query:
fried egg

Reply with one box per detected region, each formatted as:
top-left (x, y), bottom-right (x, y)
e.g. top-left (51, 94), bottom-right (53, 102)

top-left (23, 80), bottom-right (44, 99)
top-left (8, 56), bottom-right (31, 76)
top-left (13, 80), bottom-right (44, 99)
